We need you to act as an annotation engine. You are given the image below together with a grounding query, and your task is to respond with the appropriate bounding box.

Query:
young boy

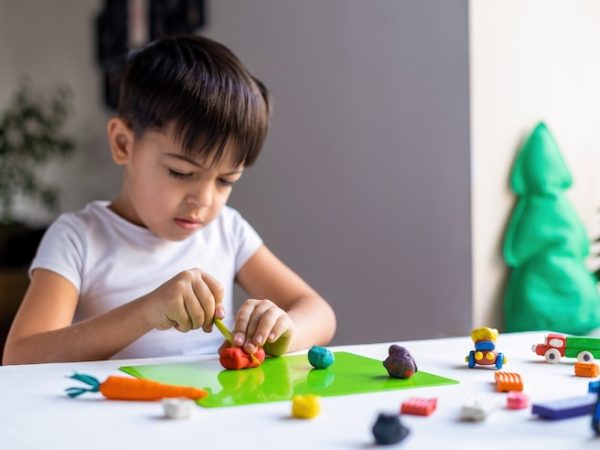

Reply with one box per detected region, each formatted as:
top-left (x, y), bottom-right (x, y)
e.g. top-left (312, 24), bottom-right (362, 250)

top-left (3, 35), bottom-right (336, 364)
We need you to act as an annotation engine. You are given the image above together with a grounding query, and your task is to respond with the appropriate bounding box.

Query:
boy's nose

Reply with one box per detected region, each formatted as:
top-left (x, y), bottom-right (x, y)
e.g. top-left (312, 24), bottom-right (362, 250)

top-left (187, 185), bottom-right (213, 208)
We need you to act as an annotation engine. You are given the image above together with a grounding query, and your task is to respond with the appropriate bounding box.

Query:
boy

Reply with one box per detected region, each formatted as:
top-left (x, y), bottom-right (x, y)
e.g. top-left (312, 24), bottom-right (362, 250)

top-left (3, 35), bottom-right (336, 364)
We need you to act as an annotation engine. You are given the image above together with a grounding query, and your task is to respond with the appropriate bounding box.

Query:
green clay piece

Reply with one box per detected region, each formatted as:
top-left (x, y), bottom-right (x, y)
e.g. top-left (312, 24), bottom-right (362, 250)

top-left (307, 346), bottom-right (335, 369)
top-left (120, 351), bottom-right (458, 408)
top-left (64, 372), bottom-right (101, 398)
top-left (503, 122), bottom-right (600, 334)
top-left (263, 333), bottom-right (292, 357)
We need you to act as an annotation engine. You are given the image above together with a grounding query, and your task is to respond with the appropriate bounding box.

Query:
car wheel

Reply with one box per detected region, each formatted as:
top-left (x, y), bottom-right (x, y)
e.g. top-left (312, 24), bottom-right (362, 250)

top-left (544, 348), bottom-right (561, 363)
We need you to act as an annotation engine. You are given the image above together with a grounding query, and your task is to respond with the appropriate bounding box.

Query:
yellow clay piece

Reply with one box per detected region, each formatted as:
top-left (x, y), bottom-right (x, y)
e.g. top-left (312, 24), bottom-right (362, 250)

top-left (486, 352), bottom-right (495, 361)
top-left (475, 351), bottom-right (483, 361)
top-left (292, 394), bottom-right (321, 419)
top-left (470, 327), bottom-right (498, 342)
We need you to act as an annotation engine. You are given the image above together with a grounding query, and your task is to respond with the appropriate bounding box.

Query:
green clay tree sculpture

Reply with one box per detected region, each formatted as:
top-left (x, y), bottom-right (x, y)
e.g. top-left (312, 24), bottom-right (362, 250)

top-left (503, 122), bottom-right (600, 334)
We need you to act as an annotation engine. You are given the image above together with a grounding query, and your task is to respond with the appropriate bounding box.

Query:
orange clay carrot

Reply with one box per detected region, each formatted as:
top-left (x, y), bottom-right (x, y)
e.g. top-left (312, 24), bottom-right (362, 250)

top-left (65, 373), bottom-right (208, 401)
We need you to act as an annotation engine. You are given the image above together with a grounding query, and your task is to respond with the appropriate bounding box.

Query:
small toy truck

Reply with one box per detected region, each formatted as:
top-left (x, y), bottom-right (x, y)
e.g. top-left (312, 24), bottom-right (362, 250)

top-left (531, 333), bottom-right (600, 363)
top-left (466, 327), bottom-right (506, 369)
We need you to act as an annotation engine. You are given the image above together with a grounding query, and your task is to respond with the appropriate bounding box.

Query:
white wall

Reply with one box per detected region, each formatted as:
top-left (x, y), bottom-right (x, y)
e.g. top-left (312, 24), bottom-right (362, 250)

top-left (470, 0), bottom-right (600, 329)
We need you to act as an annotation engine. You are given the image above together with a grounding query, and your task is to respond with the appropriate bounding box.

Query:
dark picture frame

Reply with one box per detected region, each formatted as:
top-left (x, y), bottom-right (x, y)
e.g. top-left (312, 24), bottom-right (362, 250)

top-left (95, 0), bottom-right (205, 110)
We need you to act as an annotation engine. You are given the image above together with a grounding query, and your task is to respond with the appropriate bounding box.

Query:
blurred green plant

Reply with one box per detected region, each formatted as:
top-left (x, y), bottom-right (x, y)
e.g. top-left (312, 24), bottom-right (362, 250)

top-left (0, 81), bottom-right (74, 224)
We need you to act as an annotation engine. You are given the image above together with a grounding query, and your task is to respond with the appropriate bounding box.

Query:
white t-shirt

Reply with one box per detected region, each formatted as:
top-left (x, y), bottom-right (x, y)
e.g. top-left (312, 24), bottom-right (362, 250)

top-left (30, 201), bottom-right (262, 359)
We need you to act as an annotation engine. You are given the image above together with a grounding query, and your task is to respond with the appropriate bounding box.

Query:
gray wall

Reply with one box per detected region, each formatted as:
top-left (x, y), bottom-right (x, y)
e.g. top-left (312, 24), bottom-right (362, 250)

top-left (0, 0), bottom-right (471, 345)
top-left (204, 0), bottom-right (472, 344)
top-left (0, 0), bottom-right (119, 224)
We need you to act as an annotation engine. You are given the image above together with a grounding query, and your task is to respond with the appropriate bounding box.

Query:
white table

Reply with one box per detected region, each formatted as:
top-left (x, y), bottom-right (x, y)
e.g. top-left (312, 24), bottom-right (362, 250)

top-left (1, 331), bottom-right (598, 449)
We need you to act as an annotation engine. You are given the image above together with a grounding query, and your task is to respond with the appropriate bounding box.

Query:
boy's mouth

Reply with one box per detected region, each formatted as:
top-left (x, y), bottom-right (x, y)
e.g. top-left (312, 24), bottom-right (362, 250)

top-left (174, 217), bottom-right (203, 231)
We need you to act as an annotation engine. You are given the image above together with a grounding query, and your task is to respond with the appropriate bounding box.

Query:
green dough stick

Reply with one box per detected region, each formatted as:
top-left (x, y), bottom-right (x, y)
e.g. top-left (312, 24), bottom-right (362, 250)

top-left (214, 318), bottom-right (233, 343)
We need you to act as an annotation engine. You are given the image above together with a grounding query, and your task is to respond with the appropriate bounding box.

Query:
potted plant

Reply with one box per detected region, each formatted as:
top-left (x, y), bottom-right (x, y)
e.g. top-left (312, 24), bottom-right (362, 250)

top-left (0, 81), bottom-right (74, 356)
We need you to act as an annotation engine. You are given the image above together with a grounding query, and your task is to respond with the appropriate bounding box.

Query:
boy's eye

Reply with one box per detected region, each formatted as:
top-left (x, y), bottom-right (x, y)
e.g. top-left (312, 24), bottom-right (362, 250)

top-left (218, 178), bottom-right (235, 187)
top-left (168, 169), bottom-right (193, 180)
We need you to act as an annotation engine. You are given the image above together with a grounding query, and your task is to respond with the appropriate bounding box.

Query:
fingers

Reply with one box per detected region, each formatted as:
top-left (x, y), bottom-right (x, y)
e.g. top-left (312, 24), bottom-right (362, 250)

top-left (233, 300), bottom-right (255, 346)
top-left (264, 329), bottom-right (293, 356)
top-left (190, 274), bottom-right (216, 332)
top-left (249, 304), bottom-right (285, 346)
top-left (200, 271), bottom-right (225, 319)
top-left (267, 316), bottom-right (291, 344)
top-left (171, 269), bottom-right (224, 333)
top-left (170, 272), bottom-right (200, 333)
top-left (233, 299), bottom-right (292, 354)
top-left (181, 280), bottom-right (204, 331)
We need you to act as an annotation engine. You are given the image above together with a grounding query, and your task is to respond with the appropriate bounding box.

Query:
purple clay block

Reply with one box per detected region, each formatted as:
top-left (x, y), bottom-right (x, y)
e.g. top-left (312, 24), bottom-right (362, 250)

top-left (532, 395), bottom-right (596, 420)
top-left (383, 345), bottom-right (418, 379)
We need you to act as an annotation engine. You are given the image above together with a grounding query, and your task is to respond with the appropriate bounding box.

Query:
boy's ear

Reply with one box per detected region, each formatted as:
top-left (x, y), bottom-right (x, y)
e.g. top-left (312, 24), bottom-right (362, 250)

top-left (107, 117), bottom-right (135, 165)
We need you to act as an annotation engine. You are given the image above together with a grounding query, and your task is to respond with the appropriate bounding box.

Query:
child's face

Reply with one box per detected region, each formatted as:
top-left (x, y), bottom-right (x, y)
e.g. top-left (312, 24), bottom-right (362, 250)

top-left (115, 126), bottom-right (244, 241)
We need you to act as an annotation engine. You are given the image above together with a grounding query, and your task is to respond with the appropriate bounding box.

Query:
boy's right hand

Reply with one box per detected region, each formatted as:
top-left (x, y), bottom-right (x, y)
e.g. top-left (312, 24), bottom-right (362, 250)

top-left (140, 269), bottom-right (225, 333)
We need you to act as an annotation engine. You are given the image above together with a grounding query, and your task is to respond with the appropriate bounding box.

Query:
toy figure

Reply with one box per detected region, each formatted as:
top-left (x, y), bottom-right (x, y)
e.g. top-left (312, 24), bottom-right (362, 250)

top-left (465, 327), bottom-right (506, 369)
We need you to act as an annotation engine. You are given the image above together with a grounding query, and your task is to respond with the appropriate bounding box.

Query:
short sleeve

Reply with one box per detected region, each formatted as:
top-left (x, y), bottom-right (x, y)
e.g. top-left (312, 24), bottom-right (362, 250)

top-left (29, 214), bottom-right (85, 292)
top-left (232, 210), bottom-right (263, 273)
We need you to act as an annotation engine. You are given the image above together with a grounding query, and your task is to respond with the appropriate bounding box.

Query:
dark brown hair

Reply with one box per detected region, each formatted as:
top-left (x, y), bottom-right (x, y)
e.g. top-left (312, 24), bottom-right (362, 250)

top-left (118, 34), bottom-right (271, 167)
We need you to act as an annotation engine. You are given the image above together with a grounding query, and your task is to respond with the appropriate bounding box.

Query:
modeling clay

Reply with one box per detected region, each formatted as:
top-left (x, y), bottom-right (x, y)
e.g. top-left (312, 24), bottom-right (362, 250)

top-left (466, 327), bottom-right (506, 369)
top-left (507, 392), bottom-right (529, 410)
top-left (592, 391), bottom-right (600, 435)
top-left (372, 413), bottom-right (410, 445)
top-left (495, 371), bottom-right (523, 392)
top-left (65, 372), bottom-right (207, 401)
top-left (400, 397), bottom-right (437, 416)
top-left (291, 394), bottom-right (320, 419)
top-left (460, 396), bottom-right (499, 421)
top-left (383, 345), bottom-right (418, 379)
top-left (307, 345), bottom-right (335, 369)
top-left (219, 342), bottom-right (266, 370)
top-left (163, 398), bottom-right (194, 419)
top-left (532, 333), bottom-right (600, 363)
top-left (532, 395), bottom-right (596, 420)
top-left (574, 361), bottom-right (599, 378)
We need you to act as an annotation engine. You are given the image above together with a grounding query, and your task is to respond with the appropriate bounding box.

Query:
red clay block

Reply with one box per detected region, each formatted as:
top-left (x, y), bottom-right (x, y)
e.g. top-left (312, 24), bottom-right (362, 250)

top-left (400, 397), bottom-right (437, 416)
top-left (218, 343), bottom-right (265, 370)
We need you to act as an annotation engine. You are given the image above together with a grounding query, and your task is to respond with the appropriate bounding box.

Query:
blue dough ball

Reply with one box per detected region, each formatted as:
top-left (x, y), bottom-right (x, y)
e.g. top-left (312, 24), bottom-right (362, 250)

top-left (308, 346), bottom-right (334, 369)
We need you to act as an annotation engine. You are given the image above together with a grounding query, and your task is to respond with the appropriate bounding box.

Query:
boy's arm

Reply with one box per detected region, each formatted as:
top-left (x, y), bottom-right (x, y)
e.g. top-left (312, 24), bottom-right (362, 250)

top-left (5, 267), bottom-right (225, 365)
top-left (3, 269), bottom-right (153, 365)
top-left (235, 245), bottom-right (336, 355)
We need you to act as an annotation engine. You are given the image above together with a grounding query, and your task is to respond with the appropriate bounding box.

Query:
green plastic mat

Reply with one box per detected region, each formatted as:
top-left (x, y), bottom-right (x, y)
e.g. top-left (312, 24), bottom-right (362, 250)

top-left (120, 351), bottom-right (458, 408)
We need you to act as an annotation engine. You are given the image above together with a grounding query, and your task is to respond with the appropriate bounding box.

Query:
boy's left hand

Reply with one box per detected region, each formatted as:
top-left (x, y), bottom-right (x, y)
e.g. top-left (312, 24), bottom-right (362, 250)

top-left (232, 299), bottom-right (294, 356)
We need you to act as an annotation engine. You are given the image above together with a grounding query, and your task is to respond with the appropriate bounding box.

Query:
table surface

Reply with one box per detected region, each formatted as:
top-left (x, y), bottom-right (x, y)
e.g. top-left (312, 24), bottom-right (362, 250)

top-left (1, 331), bottom-right (598, 450)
